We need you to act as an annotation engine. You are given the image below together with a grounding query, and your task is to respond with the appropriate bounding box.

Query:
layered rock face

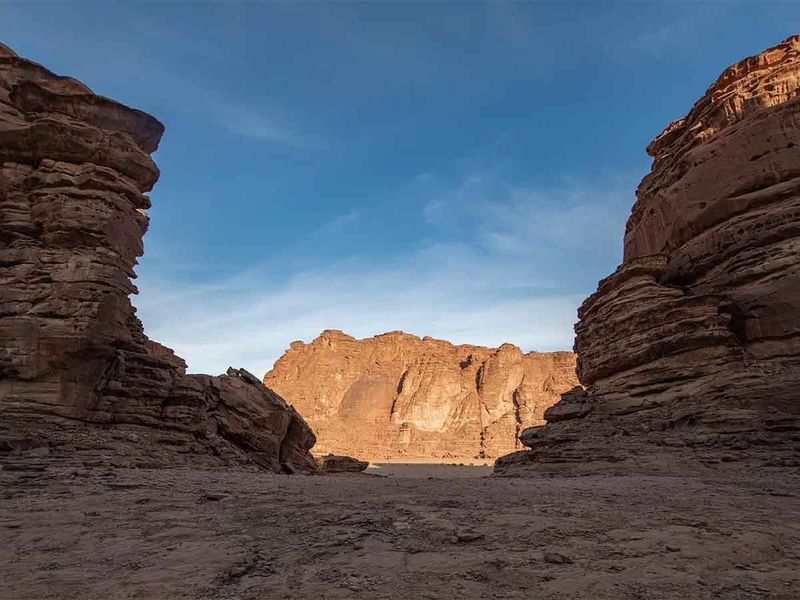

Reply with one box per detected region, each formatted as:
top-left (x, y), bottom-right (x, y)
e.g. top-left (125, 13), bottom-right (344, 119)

top-left (496, 36), bottom-right (800, 475)
top-left (264, 330), bottom-right (578, 461)
top-left (0, 43), bottom-right (316, 472)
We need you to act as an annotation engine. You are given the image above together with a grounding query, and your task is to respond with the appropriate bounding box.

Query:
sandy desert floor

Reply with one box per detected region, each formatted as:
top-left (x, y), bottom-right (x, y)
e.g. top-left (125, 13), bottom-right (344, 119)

top-left (2, 464), bottom-right (799, 600)
top-left (366, 462), bottom-right (494, 477)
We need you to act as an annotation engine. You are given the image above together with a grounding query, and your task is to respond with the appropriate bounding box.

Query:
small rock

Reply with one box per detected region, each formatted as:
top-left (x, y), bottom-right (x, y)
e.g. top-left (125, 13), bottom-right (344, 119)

top-left (665, 544), bottom-right (681, 553)
top-left (204, 492), bottom-right (229, 501)
top-left (105, 482), bottom-right (142, 490)
top-left (456, 531), bottom-right (484, 543)
top-left (316, 454), bottom-right (369, 473)
top-left (543, 553), bottom-right (573, 564)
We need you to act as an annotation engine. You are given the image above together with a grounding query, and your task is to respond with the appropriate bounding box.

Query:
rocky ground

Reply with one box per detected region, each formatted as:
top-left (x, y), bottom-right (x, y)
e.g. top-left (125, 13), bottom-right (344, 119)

top-left (2, 465), bottom-right (799, 600)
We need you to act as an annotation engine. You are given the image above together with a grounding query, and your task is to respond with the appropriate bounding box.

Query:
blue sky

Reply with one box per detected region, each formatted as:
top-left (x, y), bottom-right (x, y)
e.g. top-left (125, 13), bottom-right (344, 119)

top-left (4, 2), bottom-right (799, 374)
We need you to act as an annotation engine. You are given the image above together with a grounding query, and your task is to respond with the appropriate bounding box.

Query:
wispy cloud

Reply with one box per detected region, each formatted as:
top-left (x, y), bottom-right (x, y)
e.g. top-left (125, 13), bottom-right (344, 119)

top-left (604, 20), bottom-right (698, 64)
top-left (321, 210), bottom-right (362, 233)
top-left (474, 179), bottom-right (633, 257)
top-left (135, 172), bottom-right (633, 376)
top-left (205, 96), bottom-right (314, 147)
top-left (137, 248), bottom-right (584, 377)
top-left (631, 23), bottom-right (693, 55)
top-left (0, 5), bottom-right (312, 150)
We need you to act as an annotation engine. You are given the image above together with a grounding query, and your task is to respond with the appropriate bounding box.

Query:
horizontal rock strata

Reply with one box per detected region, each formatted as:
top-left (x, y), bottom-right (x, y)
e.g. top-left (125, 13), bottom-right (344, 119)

top-left (495, 35), bottom-right (800, 475)
top-left (0, 42), bottom-right (316, 472)
top-left (265, 330), bottom-right (578, 462)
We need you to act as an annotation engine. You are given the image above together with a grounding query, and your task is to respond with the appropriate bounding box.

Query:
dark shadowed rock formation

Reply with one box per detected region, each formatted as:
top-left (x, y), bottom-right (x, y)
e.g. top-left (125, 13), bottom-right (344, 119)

top-left (264, 330), bottom-right (578, 462)
top-left (496, 36), bottom-right (800, 475)
top-left (315, 454), bottom-right (369, 473)
top-left (0, 43), bottom-right (316, 472)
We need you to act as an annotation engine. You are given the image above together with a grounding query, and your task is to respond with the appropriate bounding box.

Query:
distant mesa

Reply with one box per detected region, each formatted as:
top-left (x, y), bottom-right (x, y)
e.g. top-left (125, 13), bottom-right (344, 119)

top-left (264, 330), bottom-right (578, 462)
top-left (495, 35), bottom-right (800, 475)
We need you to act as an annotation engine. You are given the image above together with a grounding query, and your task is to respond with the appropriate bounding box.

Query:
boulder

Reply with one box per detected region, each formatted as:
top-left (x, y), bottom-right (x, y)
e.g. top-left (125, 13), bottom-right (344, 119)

top-left (316, 454), bottom-right (369, 473)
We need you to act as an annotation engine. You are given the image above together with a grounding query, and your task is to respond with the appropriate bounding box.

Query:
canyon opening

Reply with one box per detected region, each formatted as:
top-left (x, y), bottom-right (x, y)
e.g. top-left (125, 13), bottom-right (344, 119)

top-left (1, 4), bottom-right (799, 600)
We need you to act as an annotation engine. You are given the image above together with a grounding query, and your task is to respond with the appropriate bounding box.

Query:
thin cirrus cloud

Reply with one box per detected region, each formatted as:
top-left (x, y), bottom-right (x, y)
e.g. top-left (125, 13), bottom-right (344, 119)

top-left (0, 5), bottom-right (282, 146)
top-left (475, 181), bottom-right (634, 258)
top-left (154, 73), bottom-right (315, 148)
top-left (136, 247), bottom-right (585, 377)
top-left (135, 173), bottom-right (634, 376)
top-left (321, 210), bottom-right (363, 233)
top-left (207, 97), bottom-right (313, 147)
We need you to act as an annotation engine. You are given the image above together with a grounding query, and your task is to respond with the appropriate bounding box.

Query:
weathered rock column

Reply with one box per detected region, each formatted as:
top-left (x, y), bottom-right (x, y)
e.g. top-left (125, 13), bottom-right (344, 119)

top-left (0, 42), bottom-right (317, 472)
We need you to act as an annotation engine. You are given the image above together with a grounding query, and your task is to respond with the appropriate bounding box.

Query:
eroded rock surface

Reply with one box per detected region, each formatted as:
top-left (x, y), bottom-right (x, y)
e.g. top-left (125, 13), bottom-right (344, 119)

top-left (0, 43), bottom-right (316, 472)
top-left (265, 330), bottom-right (578, 461)
top-left (3, 465), bottom-right (799, 600)
top-left (496, 36), bottom-right (800, 475)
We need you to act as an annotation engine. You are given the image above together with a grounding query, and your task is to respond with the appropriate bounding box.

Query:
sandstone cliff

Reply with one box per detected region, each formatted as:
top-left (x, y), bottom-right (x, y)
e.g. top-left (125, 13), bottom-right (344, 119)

top-left (495, 35), bottom-right (800, 475)
top-left (0, 42), bottom-right (316, 472)
top-left (264, 330), bottom-right (578, 461)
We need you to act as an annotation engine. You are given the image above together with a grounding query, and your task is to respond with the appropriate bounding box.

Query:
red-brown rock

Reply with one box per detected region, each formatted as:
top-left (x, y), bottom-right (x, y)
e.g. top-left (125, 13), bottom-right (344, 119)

top-left (0, 43), bottom-right (316, 472)
top-left (315, 454), bottom-right (369, 473)
top-left (265, 330), bottom-right (578, 462)
top-left (495, 36), bottom-right (800, 475)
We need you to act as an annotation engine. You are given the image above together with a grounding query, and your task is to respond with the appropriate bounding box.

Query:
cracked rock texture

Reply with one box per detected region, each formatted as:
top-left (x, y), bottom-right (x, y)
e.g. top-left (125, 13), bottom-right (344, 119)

top-left (264, 330), bottom-right (578, 461)
top-left (0, 42), bottom-right (316, 473)
top-left (496, 35), bottom-right (800, 475)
